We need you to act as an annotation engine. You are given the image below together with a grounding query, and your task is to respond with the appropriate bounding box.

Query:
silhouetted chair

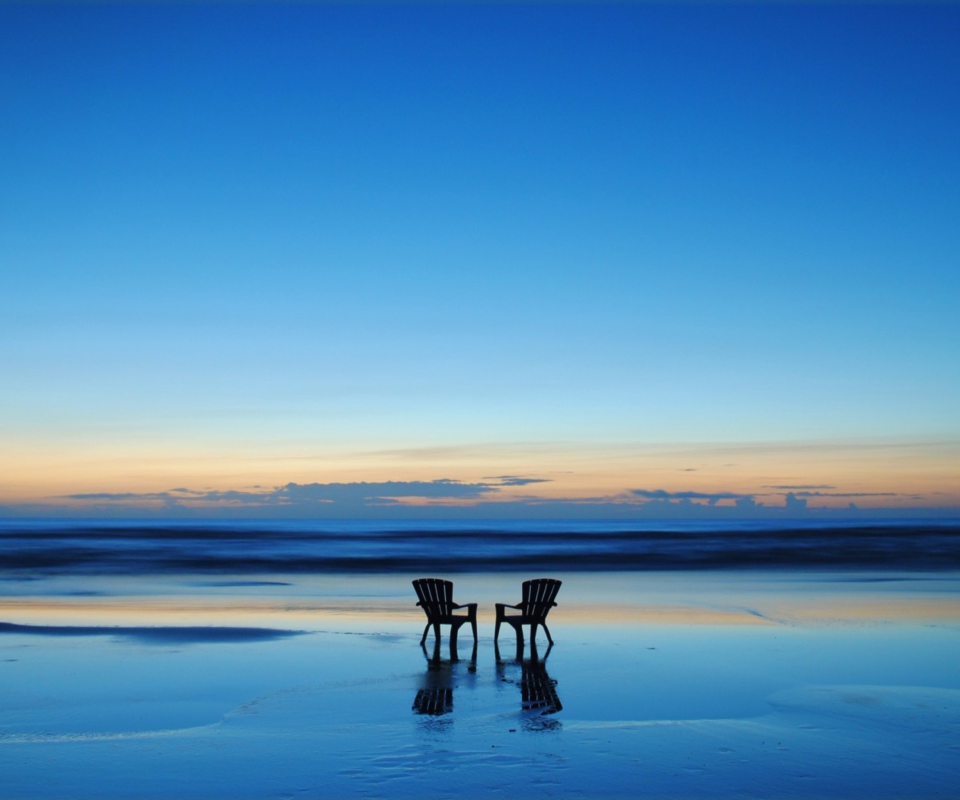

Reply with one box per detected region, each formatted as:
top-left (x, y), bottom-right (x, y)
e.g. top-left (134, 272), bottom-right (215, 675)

top-left (495, 578), bottom-right (561, 650)
top-left (413, 578), bottom-right (478, 652)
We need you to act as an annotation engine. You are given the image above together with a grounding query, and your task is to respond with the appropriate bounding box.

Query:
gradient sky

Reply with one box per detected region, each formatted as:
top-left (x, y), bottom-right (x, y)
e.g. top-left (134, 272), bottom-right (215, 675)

top-left (2, 2), bottom-right (958, 518)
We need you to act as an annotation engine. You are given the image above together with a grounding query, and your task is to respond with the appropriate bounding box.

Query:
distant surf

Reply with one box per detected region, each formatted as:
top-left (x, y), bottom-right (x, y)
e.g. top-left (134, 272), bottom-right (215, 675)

top-left (2, 519), bottom-right (959, 575)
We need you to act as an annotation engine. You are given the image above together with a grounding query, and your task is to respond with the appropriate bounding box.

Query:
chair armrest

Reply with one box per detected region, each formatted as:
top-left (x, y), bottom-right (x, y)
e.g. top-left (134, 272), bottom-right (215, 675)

top-left (451, 602), bottom-right (477, 610)
top-left (496, 602), bottom-right (523, 610)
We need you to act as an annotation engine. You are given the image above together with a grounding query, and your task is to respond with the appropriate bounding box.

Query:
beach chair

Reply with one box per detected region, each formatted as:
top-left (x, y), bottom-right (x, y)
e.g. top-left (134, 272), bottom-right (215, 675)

top-left (412, 578), bottom-right (478, 649)
top-left (494, 578), bottom-right (561, 649)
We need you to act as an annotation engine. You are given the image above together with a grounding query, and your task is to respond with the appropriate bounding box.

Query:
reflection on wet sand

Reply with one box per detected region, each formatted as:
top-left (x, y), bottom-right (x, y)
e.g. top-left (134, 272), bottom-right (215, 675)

top-left (0, 620), bottom-right (302, 645)
top-left (412, 639), bottom-right (478, 719)
top-left (496, 640), bottom-right (563, 730)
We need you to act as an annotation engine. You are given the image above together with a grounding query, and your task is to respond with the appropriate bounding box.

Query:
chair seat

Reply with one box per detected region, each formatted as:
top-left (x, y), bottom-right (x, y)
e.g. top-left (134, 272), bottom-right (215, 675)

top-left (497, 612), bottom-right (540, 624)
top-left (431, 611), bottom-right (474, 624)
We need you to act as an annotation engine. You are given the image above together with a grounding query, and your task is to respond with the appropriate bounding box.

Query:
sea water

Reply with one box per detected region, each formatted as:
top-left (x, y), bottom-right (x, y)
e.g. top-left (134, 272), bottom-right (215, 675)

top-left (2, 517), bottom-right (959, 575)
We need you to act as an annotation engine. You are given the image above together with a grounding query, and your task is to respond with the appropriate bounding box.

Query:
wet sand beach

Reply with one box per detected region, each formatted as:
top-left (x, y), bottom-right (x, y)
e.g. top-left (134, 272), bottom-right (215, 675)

top-left (2, 569), bottom-right (959, 798)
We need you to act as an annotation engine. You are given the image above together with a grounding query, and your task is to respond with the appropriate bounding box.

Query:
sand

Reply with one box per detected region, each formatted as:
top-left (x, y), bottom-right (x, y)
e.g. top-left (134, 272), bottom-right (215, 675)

top-left (1, 571), bottom-right (959, 798)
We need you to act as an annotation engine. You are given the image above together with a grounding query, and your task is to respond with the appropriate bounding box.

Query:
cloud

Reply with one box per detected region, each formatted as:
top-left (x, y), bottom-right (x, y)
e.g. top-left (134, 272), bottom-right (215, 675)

top-left (483, 476), bottom-right (552, 487)
top-left (764, 484), bottom-right (836, 490)
top-left (631, 489), bottom-right (752, 506)
top-left (789, 491), bottom-right (898, 498)
top-left (35, 476), bottom-right (954, 521)
top-left (279, 480), bottom-right (493, 504)
top-left (62, 477), bottom-right (557, 510)
top-left (784, 492), bottom-right (808, 512)
top-left (67, 491), bottom-right (183, 502)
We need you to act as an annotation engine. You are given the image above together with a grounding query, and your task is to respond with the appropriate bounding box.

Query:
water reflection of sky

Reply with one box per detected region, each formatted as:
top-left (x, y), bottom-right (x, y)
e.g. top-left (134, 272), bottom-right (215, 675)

top-left (4, 617), bottom-right (957, 731)
top-left (2, 572), bottom-right (959, 797)
top-left (2, 570), bottom-right (958, 629)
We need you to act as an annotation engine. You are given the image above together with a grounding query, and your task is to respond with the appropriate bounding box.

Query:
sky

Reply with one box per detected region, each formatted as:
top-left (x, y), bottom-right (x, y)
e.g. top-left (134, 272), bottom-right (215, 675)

top-left (1, 1), bottom-right (958, 519)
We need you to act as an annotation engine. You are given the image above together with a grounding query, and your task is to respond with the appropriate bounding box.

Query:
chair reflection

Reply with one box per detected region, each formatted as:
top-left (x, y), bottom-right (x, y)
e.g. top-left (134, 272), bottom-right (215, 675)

top-left (495, 639), bottom-right (563, 724)
top-left (412, 638), bottom-right (478, 718)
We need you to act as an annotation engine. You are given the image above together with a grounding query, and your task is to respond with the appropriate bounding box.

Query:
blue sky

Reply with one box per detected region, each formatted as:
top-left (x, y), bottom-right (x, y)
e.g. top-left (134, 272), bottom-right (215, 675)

top-left (2, 2), bottom-right (958, 517)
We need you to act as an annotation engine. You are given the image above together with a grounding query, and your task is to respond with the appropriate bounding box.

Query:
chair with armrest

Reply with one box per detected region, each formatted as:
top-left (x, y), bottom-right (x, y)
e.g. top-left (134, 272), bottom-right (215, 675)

top-left (495, 578), bottom-right (561, 651)
top-left (412, 578), bottom-right (478, 651)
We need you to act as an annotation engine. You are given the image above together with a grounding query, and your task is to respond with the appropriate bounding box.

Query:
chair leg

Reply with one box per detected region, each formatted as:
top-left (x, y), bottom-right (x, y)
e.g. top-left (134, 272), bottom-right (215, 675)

top-left (542, 622), bottom-right (553, 645)
top-left (530, 623), bottom-right (539, 647)
top-left (420, 622), bottom-right (431, 646)
top-left (432, 623), bottom-right (441, 644)
top-left (450, 625), bottom-right (459, 661)
top-left (494, 618), bottom-right (501, 643)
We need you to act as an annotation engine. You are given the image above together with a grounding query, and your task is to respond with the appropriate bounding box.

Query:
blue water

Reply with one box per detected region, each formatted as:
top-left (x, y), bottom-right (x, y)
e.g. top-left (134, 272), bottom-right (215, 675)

top-left (2, 518), bottom-right (959, 575)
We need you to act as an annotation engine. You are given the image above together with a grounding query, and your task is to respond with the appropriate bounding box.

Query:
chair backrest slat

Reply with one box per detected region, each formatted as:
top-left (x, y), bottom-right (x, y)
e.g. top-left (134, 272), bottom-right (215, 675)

top-left (413, 578), bottom-right (454, 618)
top-left (521, 578), bottom-right (561, 621)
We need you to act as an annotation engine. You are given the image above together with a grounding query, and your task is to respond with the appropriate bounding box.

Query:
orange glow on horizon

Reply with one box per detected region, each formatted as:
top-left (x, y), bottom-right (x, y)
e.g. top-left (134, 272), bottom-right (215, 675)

top-left (1, 437), bottom-right (957, 511)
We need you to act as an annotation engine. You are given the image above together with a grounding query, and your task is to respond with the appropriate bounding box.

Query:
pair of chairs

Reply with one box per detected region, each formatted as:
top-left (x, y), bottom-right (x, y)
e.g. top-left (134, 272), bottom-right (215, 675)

top-left (412, 577), bottom-right (561, 651)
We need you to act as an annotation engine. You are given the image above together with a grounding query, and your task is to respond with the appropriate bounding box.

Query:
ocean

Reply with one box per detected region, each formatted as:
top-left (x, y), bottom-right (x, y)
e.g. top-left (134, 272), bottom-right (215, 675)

top-left (2, 518), bottom-right (959, 575)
